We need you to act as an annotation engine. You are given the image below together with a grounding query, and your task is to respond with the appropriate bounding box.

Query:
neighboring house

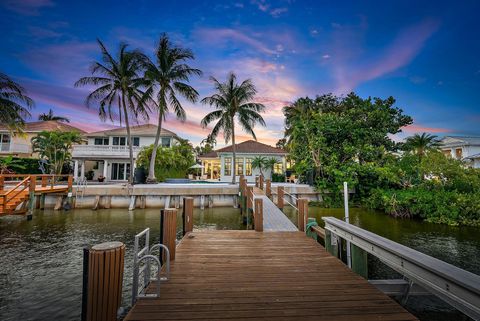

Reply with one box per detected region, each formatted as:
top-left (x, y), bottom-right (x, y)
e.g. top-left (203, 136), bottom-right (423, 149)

top-left (0, 121), bottom-right (85, 158)
top-left (72, 124), bottom-right (180, 181)
top-left (198, 140), bottom-right (288, 183)
top-left (439, 136), bottom-right (480, 168)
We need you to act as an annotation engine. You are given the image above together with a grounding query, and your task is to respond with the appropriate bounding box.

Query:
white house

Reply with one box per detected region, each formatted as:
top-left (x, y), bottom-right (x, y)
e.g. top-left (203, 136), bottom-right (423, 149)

top-left (71, 124), bottom-right (180, 181)
top-left (439, 136), bottom-right (480, 168)
top-left (198, 140), bottom-right (288, 183)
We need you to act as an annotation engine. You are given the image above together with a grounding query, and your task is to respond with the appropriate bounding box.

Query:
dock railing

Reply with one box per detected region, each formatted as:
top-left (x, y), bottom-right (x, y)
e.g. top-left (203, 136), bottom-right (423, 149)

top-left (322, 216), bottom-right (480, 320)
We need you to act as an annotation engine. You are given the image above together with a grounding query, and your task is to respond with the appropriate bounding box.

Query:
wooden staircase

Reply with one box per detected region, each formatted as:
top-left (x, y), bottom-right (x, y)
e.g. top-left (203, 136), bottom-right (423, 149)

top-left (0, 176), bottom-right (31, 215)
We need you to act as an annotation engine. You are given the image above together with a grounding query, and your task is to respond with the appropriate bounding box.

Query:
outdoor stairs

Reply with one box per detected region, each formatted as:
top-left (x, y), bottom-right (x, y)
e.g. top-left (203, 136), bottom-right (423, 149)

top-left (0, 190), bottom-right (28, 215)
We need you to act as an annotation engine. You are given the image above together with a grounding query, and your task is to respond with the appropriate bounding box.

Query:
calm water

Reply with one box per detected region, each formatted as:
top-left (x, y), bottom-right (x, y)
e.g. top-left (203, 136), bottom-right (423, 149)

top-left (0, 206), bottom-right (479, 321)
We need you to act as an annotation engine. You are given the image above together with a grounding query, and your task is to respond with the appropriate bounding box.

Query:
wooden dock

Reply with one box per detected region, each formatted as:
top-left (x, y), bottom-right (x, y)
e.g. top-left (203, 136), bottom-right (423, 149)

top-left (124, 231), bottom-right (417, 321)
top-left (252, 187), bottom-right (297, 232)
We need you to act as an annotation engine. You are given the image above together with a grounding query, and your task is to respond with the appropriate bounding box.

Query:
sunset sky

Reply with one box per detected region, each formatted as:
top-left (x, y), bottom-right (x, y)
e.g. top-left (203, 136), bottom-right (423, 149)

top-left (1, 0), bottom-right (479, 146)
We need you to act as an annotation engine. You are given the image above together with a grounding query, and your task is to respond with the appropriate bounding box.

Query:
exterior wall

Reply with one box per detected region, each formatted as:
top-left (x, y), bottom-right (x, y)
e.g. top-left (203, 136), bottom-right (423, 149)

top-left (0, 132), bottom-right (36, 157)
top-left (218, 153), bottom-right (286, 183)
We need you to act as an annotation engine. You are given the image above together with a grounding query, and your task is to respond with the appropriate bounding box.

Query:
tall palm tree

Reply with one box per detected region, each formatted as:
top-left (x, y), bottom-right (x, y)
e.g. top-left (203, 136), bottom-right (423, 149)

top-left (38, 108), bottom-right (70, 123)
top-left (404, 133), bottom-right (440, 159)
top-left (144, 34), bottom-right (202, 183)
top-left (282, 97), bottom-right (314, 140)
top-left (201, 73), bottom-right (266, 184)
top-left (75, 39), bottom-right (152, 184)
top-left (0, 72), bottom-right (34, 132)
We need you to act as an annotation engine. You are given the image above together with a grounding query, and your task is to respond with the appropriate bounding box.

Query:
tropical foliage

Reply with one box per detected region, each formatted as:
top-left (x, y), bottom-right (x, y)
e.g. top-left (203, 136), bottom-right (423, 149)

top-left (0, 72), bottom-right (34, 132)
top-left (144, 34), bottom-right (201, 182)
top-left (251, 156), bottom-right (267, 176)
top-left (31, 131), bottom-right (82, 174)
top-left (201, 72), bottom-right (266, 183)
top-left (136, 139), bottom-right (195, 182)
top-left (38, 108), bottom-right (70, 123)
top-left (284, 92), bottom-right (480, 226)
top-left (75, 39), bottom-right (152, 184)
top-left (0, 156), bottom-right (26, 174)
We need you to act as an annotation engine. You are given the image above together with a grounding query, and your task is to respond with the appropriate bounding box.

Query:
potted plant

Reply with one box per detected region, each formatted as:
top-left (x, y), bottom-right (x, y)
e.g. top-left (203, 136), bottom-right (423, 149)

top-left (98, 175), bottom-right (105, 182)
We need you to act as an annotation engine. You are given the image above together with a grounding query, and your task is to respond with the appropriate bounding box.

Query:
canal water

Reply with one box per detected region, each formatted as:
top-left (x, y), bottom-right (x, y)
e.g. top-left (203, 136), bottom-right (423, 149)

top-left (0, 207), bottom-right (479, 321)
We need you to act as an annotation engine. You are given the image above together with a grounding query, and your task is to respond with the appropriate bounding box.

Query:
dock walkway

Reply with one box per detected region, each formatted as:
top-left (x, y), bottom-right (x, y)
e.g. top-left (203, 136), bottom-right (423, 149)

top-left (124, 231), bottom-right (417, 321)
top-left (252, 187), bottom-right (297, 232)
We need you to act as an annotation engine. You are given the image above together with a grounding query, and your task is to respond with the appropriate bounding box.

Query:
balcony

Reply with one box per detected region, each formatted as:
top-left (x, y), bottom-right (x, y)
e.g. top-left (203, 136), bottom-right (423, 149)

top-left (0, 143), bottom-right (31, 154)
top-left (72, 145), bottom-right (142, 159)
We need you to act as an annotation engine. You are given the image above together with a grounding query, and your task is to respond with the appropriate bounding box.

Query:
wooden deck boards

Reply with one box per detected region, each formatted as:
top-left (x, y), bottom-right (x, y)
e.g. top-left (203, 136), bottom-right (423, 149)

top-left (124, 231), bottom-right (417, 321)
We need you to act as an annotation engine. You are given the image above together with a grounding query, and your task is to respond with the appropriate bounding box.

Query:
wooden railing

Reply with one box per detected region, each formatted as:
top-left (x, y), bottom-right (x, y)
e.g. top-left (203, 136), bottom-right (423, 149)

top-left (0, 174), bottom-right (73, 214)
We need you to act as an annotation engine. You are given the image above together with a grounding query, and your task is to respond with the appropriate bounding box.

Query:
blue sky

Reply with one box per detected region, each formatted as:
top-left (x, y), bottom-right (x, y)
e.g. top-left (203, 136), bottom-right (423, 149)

top-left (1, 0), bottom-right (479, 146)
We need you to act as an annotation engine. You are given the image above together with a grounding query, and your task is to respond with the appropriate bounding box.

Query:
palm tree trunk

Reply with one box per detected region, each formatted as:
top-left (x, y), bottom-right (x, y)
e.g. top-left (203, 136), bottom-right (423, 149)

top-left (231, 117), bottom-right (236, 184)
top-left (121, 95), bottom-right (135, 185)
top-left (147, 115), bottom-right (163, 183)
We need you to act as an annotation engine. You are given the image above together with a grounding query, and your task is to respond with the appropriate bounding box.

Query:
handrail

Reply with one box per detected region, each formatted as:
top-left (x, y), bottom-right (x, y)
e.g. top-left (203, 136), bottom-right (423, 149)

top-left (323, 217), bottom-right (480, 320)
top-left (309, 225), bottom-right (325, 239)
top-left (283, 190), bottom-right (298, 201)
top-left (3, 176), bottom-right (30, 199)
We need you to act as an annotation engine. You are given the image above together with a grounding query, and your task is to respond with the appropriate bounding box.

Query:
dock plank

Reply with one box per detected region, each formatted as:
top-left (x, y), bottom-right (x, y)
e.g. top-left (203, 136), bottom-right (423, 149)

top-left (124, 231), bottom-right (417, 321)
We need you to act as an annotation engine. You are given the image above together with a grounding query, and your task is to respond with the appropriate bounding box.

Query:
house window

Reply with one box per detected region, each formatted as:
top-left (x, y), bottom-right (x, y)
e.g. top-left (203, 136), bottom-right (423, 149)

top-left (245, 158), bottom-right (253, 176)
top-left (455, 148), bottom-right (463, 159)
top-left (235, 157), bottom-right (244, 176)
top-left (94, 138), bottom-right (109, 145)
top-left (161, 137), bottom-right (171, 147)
top-left (133, 137), bottom-right (140, 146)
top-left (442, 150), bottom-right (451, 157)
top-left (274, 163), bottom-right (283, 174)
top-left (224, 157), bottom-right (232, 176)
top-left (0, 134), bottom-right (11, 152)
top-left (112, 136), bottom-right (127, 146)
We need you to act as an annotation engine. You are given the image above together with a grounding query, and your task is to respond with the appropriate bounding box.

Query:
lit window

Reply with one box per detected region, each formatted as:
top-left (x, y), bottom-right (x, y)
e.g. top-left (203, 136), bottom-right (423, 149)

top-left (245, 158), bottom-right (252, 176)
top-left (455, 148), bottom-right (463, 159)
top-left (274, 163), bottom-right (283, 174)
top-left (224, 157), bottom-right (232, 176)
top-left (235, 157), bottom-right (244, 176)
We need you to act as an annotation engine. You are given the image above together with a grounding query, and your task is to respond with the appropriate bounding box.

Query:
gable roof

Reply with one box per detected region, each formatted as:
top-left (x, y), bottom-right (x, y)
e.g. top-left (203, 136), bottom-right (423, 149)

top-left (200, 140), bottom-right (286, 158)
top-left (0, 121), bottom-right (86, 133)
top-left (440, 136), bottom-right (480, 147)
top-left (86, 124), bottom-right (178, 137)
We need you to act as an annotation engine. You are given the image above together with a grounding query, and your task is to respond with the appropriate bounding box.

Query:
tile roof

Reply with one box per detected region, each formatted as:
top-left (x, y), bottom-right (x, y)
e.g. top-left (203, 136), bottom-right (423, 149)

top-left (86, 124), bottom-right (177, 137)
top-left (440, 136), bottom-right (480, 146)
top-left (0, 121), bottom-right (86, 133)
top-left (199, 140), bottom-right (286, 158)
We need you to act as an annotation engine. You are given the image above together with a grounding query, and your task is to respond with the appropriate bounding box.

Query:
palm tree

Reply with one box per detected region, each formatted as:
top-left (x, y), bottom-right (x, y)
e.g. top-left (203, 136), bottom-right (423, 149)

top-left (251, 156), bottom-right (267, 176)
top-left (404, 133), bottom-right (440, 159)
top-left (75, 39), bottom-right (152, 184)
top-left (144, 34), bottom-right (202, 183)
top-left (265, 157), bottom-right (279, 179)
top-left (0, 72), bottom-right (34, 132)
top-left (282, 97), bottom-right (315, 140)
top-left (38, 108), bottom-right (70, 123)
top-left (201, 73), bottom-right (266, 184)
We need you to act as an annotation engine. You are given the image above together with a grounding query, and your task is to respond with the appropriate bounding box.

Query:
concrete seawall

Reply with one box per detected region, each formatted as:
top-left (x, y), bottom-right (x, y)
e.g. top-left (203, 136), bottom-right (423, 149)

top-left (43, 183), bottom-right (322, 210)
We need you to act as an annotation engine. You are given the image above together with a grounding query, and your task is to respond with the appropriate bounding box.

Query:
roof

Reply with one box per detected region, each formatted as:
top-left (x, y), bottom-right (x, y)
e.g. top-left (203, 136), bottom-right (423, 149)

top-left (464, 152), bottom-right (480, 160)
top-left (440, 136), bottom-right (480, 147)
top-left (86, 124), bottom-right (177, 137)
top-left (199, 140), bottom-right (287, 158)
top-left (0, 121), bottom-right (85, 133)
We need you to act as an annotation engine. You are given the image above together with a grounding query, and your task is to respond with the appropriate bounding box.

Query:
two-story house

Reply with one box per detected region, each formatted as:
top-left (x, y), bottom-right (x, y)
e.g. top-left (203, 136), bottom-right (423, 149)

top-left (0, 121), bottom-right (85, 157)
top-left (71, 124), bottom-right (180, 181)
top-left (439, 136), bottom-right (480, 168)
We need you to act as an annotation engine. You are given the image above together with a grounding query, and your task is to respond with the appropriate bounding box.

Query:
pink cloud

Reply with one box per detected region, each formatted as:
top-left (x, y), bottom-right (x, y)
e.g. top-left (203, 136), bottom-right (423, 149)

top-left (332, 19), bottom-right (440, 93)
top-left (402, 124), bottom-right (452, 134)
top-left (1, 0), bottom-right (53, 15)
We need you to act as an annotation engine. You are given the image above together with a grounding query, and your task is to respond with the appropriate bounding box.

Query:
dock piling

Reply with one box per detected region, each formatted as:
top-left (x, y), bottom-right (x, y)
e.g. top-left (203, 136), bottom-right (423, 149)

top-left (254, 198), bottom-right (263, 232)
top-left (160, 208), bottom-right (177, 262)
top-left (277, 186), bottom-right (284, 210)
top-left (182, 197), bottom-right (193, 236)
top-left (265, 179), bottom-right (271, 198)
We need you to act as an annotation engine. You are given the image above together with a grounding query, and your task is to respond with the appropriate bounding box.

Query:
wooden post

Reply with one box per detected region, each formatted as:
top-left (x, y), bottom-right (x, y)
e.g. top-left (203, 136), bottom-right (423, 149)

top-left (277, 186), bottom-right (284, 210)
top-left (255, 176), bottom-right (259, 188)
top-left (254, 198), bottom-right (263, 232)
top-left (0, 176), bottom-right (4, 191)
top-left (246, 186), bottom-right (253, 210)
top-left (259, 175), bottom-right (264, 190)
top-left (351, 244), bottom-right (368, 279)
top-left (41, 176), bottom-right (47, 188)
top-left (160, 208), bottom-right (177, 262)
top-left (82, 241), bottom-right (125, 321)
top-left (27, 175), bottom-right (37, 220)
top-left (265, 179), bottom-right (271, 198)
top-left (183, 197), bottom-right (193, 235)
top-left (297, 198), bottom-right (308, 232)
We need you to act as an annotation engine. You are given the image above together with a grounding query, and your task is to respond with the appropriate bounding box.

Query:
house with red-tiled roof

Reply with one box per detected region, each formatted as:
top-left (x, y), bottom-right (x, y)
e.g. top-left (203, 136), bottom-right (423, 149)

top-left (0, 121), bottom-right (85, 157)
top-left (198, 140), bottom-right (288, 182)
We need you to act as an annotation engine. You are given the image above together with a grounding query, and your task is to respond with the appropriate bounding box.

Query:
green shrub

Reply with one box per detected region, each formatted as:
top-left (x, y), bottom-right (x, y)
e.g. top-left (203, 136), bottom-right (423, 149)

top-left (272, 173), bottom-right (285, 182)
top-left (0, 157), bottom-right (43, 174)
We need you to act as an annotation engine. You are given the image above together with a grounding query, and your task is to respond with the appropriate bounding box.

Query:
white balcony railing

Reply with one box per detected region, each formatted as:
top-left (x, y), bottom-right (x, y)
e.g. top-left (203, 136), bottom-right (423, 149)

top-left (72, 145), bottom-right (142, 158)
top-left (0, 143), bottom-right (31, 154)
